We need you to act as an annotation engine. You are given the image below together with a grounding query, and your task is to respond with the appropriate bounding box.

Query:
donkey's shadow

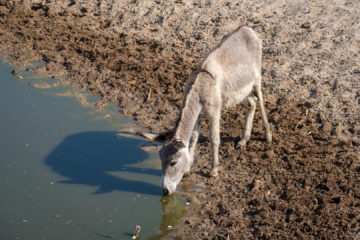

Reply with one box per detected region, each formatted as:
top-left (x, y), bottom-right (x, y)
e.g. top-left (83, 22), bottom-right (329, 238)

top-left (45, 131), bottom-right (162, 195)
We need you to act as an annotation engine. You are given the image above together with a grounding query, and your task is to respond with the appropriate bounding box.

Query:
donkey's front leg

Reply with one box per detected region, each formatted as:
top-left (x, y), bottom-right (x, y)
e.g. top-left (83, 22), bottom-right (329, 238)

top-left (209, 108), bottom-right (221, 177)
top-left (188, 119), bottom-right (199, 170)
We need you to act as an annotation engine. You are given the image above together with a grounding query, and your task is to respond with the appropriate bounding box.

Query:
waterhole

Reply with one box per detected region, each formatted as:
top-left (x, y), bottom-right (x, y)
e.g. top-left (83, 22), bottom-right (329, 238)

top-left (0, 59), bottom-right (186, 239)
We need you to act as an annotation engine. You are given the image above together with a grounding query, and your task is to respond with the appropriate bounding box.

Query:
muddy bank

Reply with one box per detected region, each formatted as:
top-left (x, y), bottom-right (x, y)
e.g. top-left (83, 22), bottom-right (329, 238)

top-left (1, 0), bottom-right (359, 239)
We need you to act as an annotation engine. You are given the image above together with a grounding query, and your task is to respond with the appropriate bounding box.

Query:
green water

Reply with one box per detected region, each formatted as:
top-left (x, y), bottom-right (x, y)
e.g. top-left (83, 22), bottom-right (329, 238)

top-left (0, 59), bottom-right (186, 239)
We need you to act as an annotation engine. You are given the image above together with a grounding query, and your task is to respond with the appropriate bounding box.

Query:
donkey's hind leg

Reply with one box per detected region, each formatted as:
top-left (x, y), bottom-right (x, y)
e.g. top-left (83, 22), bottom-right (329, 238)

top-left (236, 95), bottom-right (257, 149)
top-left (254, 84), bottom-right (272, 143)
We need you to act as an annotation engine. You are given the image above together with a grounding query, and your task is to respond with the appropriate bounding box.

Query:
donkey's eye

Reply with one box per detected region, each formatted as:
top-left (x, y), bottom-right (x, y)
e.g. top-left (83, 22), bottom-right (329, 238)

top-left (170, 161), bottom-right (177, 167)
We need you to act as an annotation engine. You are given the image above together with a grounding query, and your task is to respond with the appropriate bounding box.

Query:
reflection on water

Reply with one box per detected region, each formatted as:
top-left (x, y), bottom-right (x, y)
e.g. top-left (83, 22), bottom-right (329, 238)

top-left (148, 195), bottom-right (187, 240)
top-left (0, 59), bottom-right (186, 239)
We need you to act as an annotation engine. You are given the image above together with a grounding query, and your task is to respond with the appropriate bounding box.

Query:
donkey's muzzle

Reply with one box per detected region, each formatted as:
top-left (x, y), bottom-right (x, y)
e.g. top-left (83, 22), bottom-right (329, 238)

top-left (162, 187), bottom-right (169, 195)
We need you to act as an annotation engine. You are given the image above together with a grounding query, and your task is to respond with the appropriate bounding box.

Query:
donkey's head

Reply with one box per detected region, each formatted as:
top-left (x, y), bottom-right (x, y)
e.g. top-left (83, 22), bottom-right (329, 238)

top-left (159, 140), bottom-right (190, 195)
top-left (136, 132), bottom-right (191, 195)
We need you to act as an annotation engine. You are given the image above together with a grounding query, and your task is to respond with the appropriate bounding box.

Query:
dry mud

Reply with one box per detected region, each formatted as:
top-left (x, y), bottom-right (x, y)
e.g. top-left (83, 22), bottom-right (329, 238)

top-left (1, 0), bottom-right (359, 239)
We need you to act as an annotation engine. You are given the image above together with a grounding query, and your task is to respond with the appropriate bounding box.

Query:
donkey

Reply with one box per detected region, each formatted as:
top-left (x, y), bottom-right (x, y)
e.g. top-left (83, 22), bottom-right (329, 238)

top-left (139, 26), bottom-right (272, 195)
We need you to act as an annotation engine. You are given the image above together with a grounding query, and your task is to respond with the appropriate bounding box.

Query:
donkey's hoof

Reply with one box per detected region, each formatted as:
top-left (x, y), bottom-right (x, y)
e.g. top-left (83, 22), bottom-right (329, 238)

top-left (236, 141), bottom-right (247, 151)
top-left (210, 168), bottom-right (218, 177)
top-left (266, 133), bottom-right (272, 143)
top-left (236, 136), bottom-right (249, 148)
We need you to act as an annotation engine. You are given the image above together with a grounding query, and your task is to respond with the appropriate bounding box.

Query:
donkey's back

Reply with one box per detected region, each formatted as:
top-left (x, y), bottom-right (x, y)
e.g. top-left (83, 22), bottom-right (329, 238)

top-left (199, 26), bottom-right (262, 108)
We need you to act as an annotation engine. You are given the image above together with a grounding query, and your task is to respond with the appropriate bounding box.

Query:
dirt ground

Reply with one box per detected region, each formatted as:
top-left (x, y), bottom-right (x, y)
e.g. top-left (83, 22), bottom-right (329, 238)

top-left (1, 0), bottom-right (359, 239)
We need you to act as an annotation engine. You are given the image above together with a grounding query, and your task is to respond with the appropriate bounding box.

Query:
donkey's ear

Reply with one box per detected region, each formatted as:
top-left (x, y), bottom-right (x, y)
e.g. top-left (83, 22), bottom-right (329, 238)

top-left (136, 130), bottom-right (173, 144)
top-left (172, 140), bottom-right (186, 150)
top-left (154, 131), bottom-right (173, 143)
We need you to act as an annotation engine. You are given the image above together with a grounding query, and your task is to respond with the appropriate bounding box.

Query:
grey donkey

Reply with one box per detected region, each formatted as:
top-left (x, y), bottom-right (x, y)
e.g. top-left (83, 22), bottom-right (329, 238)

top-left (138, 26), bottom-right (272, 195)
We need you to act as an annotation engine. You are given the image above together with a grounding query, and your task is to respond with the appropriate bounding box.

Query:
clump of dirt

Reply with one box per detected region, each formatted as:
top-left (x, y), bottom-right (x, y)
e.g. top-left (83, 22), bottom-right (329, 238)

top-left (0, 0), bottom-right (359, 239)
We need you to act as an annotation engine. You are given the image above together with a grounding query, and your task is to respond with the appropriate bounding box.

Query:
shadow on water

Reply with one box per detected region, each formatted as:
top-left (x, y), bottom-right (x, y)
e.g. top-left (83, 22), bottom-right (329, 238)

top-left (45, 131), bottom-right (162, 196)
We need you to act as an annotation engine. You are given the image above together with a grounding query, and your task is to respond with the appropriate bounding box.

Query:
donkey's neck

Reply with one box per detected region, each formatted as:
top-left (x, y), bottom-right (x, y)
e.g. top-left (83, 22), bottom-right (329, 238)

top-left (174, 89), bottom-right (202, 145)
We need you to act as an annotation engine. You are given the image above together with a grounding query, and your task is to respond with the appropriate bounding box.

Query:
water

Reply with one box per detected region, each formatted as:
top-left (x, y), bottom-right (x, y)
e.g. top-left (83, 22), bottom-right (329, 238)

top-left (0, 59), bottom-right (186, 239)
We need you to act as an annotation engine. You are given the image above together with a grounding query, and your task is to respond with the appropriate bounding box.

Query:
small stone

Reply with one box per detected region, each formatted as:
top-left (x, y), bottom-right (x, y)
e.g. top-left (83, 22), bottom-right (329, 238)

top-left (251, 179), bottom-right (264, 191)
top-left (302, 22), bottom-right (311, 29)
top-left (272, 200), bottom-right (288, 211)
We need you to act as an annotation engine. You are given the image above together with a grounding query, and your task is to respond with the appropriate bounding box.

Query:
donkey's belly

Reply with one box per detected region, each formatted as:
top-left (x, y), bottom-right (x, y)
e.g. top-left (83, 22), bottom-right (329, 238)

top-left (222, 82), bottom-right (253, 109)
